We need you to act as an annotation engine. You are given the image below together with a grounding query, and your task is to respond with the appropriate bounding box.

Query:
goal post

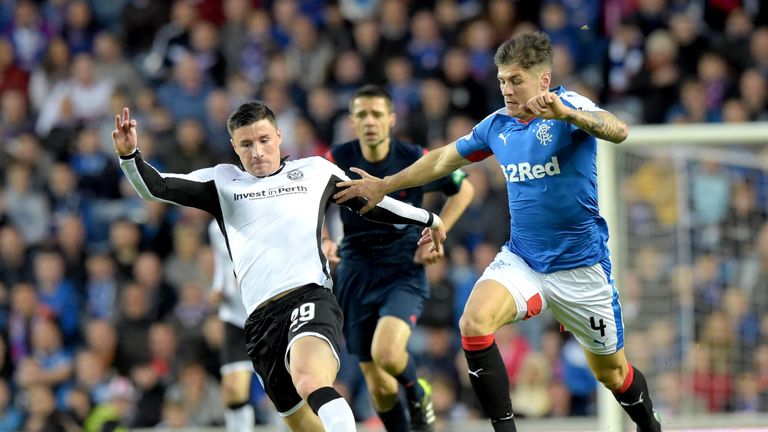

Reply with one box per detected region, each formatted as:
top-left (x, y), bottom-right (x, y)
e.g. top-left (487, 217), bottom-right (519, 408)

top-left (597, 123), bottom-right (768, 431)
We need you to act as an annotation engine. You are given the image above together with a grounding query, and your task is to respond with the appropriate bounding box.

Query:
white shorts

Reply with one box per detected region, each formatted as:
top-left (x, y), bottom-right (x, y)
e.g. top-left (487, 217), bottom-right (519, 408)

top-left (477, 246), bottom-right (625, 355)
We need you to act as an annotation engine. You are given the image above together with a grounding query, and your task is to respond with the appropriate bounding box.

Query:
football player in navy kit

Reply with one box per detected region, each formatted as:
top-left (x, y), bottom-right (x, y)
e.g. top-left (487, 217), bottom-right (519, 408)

top-left (334, 33), bottom-right (661, 432)
top-left (323, 85), bottom-right (473, 432)
top-left (113, 102), bottom-right (446, 432)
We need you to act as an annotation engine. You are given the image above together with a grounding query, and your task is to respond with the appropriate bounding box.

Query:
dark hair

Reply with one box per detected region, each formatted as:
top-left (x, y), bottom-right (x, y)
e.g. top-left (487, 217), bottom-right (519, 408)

top-left (493, 31), bottom-right (553, 70)
top-left (226, 102), bottom-right (278, 136)
top-left (349, 84), bottom-right (393, 112)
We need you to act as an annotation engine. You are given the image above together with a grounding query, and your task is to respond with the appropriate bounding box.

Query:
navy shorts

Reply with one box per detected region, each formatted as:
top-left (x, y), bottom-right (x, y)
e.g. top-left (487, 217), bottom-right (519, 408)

top-left (334, 260), bottom-right (428, 362)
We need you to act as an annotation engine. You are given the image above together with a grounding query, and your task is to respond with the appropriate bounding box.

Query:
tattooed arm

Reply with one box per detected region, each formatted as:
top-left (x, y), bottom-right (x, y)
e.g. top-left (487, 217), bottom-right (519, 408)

top-left (521, 92), bottom-right (629, 144)
top-left (564, 109), bottom-right (629, 143)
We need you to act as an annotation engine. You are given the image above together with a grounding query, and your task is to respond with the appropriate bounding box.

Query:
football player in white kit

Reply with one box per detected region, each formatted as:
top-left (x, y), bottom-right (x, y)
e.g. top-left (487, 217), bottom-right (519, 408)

top-left (113, 102), bottom-right (446, 432)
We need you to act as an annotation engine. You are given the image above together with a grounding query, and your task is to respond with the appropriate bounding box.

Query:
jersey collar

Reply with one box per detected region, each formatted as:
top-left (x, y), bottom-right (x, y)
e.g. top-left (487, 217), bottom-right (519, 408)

top-left (244, 156), bottom-right (289, 179)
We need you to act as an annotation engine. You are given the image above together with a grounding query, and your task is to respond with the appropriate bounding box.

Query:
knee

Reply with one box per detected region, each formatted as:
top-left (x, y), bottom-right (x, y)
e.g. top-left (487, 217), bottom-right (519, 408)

top-left (370, 345), bottom-right (405, 374)
top-left (593, 365), bottom-right (626, 391)
top-left (292, 373), bottom-right (323, 401)
top-left (459, 310), bottom-right (495, 336)
top-left (291, 365), bottom-right (331, 401)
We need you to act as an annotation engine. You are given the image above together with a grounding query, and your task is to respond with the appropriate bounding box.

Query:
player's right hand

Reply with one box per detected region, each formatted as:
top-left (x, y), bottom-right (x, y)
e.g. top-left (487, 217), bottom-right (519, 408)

top-left (112, 107), bottom-right (138, 156)
top-left (519, 92), bottom-right (571, 121)
top-left (333, 167), bottom-right (386, 213)
top-left (413, 242), bottom-right (444, 265)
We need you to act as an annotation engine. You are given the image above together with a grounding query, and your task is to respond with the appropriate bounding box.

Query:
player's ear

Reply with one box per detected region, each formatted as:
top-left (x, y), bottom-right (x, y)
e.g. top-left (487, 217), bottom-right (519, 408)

top-left (540, 71), bottom-right (551, 91)
top-left (390, 111), bottom-right (396, 128)
top-left (275, 128), bottom-right (282, 145)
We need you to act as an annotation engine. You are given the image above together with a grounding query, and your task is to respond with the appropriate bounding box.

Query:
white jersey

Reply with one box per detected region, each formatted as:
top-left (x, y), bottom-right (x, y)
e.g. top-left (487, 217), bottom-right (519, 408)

top-left (120, 153), bottom-right (437, 314)
top-left (208, 220), bottom-right (248, 327)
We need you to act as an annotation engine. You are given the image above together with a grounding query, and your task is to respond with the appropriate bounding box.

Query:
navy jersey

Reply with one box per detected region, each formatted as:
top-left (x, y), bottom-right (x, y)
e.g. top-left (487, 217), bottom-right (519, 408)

top-left (455, 86), bottom-right (609, 273)
top-left (327, 139), bottom-right (465, 263)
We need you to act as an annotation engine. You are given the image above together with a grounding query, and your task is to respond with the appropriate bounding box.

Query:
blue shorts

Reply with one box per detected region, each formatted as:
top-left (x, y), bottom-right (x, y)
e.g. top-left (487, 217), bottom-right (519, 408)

top-left (334, 260), bottom-right (428, 362)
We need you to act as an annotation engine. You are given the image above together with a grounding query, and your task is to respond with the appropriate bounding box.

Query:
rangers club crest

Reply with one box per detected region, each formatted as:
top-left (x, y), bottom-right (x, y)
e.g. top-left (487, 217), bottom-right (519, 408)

top-left (536, 122), bottom-right (553, 146)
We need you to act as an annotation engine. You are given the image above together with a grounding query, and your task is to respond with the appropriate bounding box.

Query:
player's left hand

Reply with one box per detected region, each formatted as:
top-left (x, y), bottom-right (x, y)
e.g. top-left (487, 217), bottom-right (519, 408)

top-left (519, 92), bottom-right (572, 120)
top-left (413, 242), bottom-right (444, 265)
top-left (418, 217), bottom-right (446, 255)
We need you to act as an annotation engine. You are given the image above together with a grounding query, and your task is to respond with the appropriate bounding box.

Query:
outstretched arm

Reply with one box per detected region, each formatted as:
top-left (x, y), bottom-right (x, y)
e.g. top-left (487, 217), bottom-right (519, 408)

top-left (333, 144), bottom-right (470, 213)
top-left (563, 109), bottom-right (629, 143)
top-left (114, 107), bottom-right (221, 216)
top-left (330, 178), bottom-right (446, 254)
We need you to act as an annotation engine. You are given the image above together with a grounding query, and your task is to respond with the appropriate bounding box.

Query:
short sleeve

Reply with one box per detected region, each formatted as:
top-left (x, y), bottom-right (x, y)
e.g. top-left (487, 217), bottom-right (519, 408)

top-left (559, 90), bottom-right (604, 113)
top-left (559, 90), bottom-right (605, 134)
top-left (456, 113), bottom-right (496, 162)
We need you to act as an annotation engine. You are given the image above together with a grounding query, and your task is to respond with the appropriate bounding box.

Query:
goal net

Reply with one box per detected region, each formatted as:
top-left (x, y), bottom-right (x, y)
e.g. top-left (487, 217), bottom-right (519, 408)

top-left (597, 123), bottom-right (768, 429)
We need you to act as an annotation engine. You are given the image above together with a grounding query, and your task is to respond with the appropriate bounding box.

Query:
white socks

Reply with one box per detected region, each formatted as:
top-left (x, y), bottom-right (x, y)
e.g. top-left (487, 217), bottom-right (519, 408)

top-left (316, 397), bottom-right (356, 432)
top-left (224, 403), bottom-right (255, 432)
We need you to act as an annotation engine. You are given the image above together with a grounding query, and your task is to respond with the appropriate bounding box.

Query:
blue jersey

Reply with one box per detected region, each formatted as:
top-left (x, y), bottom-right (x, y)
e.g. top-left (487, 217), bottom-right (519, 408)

top-left (456, 86), bottom-right (609, 273)
top-left (327, 139), bottom-right (465, 264)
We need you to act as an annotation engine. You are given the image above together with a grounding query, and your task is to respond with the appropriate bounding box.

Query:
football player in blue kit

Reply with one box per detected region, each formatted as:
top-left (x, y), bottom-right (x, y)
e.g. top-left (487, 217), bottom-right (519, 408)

top-left (334, 32), bottom-right (662, 432)
top-left (324, 85), bottom-right (474, 432)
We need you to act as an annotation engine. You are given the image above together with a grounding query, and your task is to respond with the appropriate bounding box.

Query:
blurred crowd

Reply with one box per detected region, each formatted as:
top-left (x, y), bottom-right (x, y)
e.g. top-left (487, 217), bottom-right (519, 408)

top-left (616, 146), bottom-right (768, 417)
top-left (1, 0), bottom-right (768, 430)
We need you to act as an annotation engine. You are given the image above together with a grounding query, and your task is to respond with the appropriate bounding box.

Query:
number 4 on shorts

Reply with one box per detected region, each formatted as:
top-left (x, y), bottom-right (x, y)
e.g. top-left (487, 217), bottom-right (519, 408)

top-left (590, 316), bottom-right (606, 337)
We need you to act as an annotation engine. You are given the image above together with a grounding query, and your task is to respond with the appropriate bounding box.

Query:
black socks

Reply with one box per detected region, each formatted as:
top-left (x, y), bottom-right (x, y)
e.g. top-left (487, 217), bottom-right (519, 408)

top-left (462, 337), bottom-right (516, 432)
top-left (613, 364), bottom-right (660, 432)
